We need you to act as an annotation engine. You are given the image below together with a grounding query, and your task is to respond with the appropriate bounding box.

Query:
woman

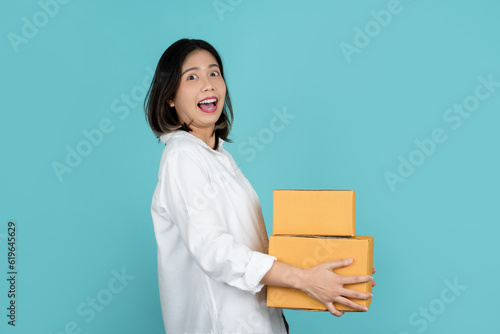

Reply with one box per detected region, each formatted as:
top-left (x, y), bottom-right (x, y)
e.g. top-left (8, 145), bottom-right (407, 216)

top-left (144, 39), bottom-right (375, 333)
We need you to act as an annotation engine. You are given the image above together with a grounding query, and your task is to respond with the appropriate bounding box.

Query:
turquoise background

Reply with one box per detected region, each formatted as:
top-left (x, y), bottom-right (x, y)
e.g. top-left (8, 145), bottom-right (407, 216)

top-left (1, 0), bottom-right (499, 333)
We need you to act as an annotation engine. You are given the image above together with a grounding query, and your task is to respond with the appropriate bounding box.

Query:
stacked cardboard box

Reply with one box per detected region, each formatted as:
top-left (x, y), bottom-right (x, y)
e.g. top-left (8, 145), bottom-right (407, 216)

top-left (267, 190), bottom-right (374, 312)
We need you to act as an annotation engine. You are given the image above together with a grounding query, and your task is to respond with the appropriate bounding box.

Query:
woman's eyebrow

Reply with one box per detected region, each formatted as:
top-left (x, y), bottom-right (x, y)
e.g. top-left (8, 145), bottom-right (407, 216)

top-left (181, 64), bottom-right (220, 76)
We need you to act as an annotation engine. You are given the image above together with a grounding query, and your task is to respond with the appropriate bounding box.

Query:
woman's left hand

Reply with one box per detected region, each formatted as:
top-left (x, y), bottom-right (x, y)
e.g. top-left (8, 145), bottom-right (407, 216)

top-left (372, 267), bottom-right (377, 287)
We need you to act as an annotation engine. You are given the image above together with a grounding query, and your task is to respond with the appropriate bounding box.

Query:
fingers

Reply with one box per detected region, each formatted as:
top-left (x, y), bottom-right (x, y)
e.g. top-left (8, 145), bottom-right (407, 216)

top-left (340, 287), bottom-right (373, 300)
top-left (372, 267), bottom-right (376, 274)
top-left (324, 258), bottom-right (353, 270)
top-left (341, 274), bottom-right (373, 285)
top-left (335, 296), bottom-right (368, 312)
top-left (325, 303), bottom-right (344, 317)
top-left (372, 280), bottom-right (377, 287)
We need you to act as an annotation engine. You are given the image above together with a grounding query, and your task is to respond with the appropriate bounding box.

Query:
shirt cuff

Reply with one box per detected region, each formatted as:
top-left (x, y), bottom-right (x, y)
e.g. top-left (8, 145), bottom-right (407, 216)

top-left (244, 251), bottom-right (277, 294)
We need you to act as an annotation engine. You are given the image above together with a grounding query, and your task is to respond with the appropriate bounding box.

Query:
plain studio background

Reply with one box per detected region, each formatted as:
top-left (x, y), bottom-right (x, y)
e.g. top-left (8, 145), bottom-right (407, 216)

top-left (1, 0), bottom-right (499, 333)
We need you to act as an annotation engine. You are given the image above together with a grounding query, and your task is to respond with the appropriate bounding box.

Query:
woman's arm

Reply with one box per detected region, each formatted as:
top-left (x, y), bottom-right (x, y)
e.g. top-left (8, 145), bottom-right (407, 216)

top-left (157, 148), bottom-right (277, 293)
top-left (260, 258), bottom-right (373, 317)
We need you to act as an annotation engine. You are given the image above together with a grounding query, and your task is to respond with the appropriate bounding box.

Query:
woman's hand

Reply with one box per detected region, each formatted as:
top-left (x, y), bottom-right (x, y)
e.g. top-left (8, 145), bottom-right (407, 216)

top-left (299, 258), bottom-right (373, 317)
top-left (261, 258), bottom-right (377, 317)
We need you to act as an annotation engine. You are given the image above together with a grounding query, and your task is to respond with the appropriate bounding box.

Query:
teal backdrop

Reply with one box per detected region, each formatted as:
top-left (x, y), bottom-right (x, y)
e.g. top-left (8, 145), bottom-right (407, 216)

top-left (1, 0), bottom-right (499, 333)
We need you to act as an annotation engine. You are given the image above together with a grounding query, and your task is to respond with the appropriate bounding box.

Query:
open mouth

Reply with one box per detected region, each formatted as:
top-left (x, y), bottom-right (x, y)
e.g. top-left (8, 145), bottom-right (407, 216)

top-left (197, 97), bottom-right (218, 113)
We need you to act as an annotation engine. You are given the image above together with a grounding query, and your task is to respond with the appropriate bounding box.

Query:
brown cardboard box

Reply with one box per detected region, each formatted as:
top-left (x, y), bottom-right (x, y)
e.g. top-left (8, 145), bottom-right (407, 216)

top-left (273, 190), bottom-right (355, 236)
top-left (267, 235), bottom-right (373, 311)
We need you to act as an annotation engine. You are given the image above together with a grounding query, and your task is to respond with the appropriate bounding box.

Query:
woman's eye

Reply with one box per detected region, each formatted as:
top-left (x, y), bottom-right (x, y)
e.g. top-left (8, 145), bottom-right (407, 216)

top-left (210, 71), bottom-right (220, 77)
top-left (187, 74), bottom-right (198, 80)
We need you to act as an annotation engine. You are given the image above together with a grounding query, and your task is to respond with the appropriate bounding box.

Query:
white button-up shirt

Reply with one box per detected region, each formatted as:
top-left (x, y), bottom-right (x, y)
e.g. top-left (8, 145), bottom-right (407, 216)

top-left (151, 130), bottom-right (287, 334)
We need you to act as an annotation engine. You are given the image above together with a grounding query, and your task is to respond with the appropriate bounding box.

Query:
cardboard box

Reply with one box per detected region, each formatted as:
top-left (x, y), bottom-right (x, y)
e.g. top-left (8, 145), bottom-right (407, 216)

top-left (267, 235), bottom-right (373, 311)
top-left (273, 190), bottom-right (355, 236)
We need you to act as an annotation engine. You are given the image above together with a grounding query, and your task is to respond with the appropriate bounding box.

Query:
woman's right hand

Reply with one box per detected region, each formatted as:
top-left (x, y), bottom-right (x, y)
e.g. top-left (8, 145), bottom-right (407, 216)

top-left (299, 258), bottom-right (373, 317)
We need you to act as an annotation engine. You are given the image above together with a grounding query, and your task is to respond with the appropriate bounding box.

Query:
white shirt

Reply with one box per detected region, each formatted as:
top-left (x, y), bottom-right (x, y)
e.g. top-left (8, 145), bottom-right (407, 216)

top-left (151, 130), bottom-right (287, 334)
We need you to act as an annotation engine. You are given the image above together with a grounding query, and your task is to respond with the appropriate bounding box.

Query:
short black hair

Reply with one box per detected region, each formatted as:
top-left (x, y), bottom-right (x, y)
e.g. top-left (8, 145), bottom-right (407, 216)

top-left (144, 39), bottom-right (233, 149)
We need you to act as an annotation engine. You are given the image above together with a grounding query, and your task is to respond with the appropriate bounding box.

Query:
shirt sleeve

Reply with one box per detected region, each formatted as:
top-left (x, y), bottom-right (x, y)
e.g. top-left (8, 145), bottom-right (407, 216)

top-left (157, 148), bottom-right (276, 294)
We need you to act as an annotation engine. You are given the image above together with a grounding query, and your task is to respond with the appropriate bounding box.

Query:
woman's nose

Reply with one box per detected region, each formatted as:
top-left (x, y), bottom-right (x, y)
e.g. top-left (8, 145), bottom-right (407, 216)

top-left (201, 76), bottom-right (214, 91)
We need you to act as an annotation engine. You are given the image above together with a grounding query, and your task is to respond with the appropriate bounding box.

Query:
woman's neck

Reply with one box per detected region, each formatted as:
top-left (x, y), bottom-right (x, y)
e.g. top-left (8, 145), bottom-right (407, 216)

top-left (189, 127), bottom-right (216, 149)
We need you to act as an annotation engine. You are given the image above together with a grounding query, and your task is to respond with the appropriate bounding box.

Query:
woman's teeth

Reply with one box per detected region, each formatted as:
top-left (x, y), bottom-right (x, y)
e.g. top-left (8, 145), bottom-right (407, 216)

top-left (199, 98), bottom-right (217, 105)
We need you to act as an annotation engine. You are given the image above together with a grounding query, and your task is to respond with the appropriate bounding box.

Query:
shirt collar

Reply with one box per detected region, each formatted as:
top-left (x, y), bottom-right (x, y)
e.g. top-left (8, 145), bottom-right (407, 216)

top-left (159, 130), bottom-right (224, 152)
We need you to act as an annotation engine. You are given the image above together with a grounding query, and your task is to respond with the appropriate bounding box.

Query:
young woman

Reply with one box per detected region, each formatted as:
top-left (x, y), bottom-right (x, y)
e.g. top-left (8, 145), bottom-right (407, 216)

top-left (144, 39), bottom-right (375, 333)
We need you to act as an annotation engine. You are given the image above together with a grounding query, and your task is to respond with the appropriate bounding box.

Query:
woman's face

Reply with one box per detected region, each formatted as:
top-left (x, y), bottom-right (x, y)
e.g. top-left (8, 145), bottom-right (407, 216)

top-left (169, 49), bottom-right (227, 133)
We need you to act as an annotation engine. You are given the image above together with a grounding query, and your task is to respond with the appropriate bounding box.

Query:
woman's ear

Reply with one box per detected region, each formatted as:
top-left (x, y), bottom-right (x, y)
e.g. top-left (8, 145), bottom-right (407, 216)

top-left (168, 98), bottom-right (175, 108)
